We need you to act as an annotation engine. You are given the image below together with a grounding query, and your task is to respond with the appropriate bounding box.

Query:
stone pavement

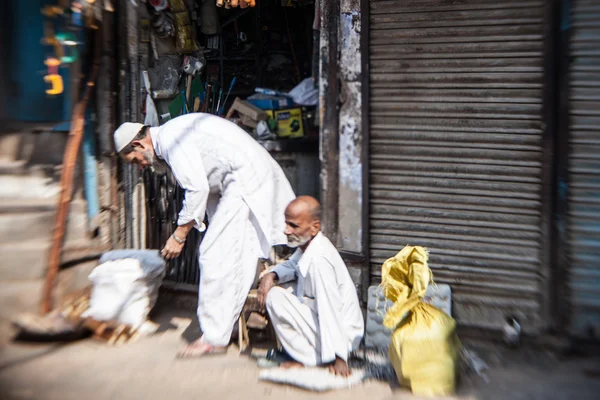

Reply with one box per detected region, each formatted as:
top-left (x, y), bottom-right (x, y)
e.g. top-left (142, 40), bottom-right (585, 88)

top-left (1, 304), bottom-right (599, 400)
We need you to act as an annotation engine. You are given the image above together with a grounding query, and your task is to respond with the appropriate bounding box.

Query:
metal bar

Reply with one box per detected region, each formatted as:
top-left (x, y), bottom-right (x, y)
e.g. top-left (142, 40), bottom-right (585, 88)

top-left (362, 0), bottom-right (372, 287)
top-left (553, 0), bottom-right (572, 332)
top-left (539, 0), bottom-right (561, 332)
top-left (319, 0), bottom-right (340, 244)
top-left (83, 108), bottom-right (100, 223)
top-left (117, 0), bottom-right (129, 248)
top-left (96, 8), bottom-right (119, 247)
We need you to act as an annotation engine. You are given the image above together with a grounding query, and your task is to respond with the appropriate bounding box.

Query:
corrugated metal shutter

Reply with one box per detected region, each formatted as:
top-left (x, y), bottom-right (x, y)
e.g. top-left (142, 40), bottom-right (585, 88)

top-left (568, 0), bottom-right (600, 336)
top-left (368, 0), bottom-right (547, 332)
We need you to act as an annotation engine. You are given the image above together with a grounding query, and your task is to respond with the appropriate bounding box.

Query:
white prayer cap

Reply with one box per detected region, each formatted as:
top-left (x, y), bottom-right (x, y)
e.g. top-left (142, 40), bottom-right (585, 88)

top-left (114, 122), bottom-right (145, 153)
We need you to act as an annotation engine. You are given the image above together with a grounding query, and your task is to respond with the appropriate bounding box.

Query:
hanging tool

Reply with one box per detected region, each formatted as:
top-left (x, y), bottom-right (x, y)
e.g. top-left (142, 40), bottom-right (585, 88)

top-left (41, 22), bottom-right (65, 61)
top-left (44, 58), bottom-right (64, 95)
top-left (203, 84), bottom-right (212, 113)
top-left (211, 84), bottom-right (218, 114)
top-left (220, 77), bottom-right (237, 115)
top-left (55, 32), bottom-right (80, 64)
top-left (180, 91), bottom-right (188, 114)
top-left (186, 75), bottom-right (193, 110)
top-left (215, 88), bottom-right (223, 116)
top-left (234, 19), bottom-right (240, 46)
top-left (217, 0), bottom-right (255, 8)
top-left (41, 5), bottom-right (64, 17)
top-left (148, 0), bottom-right (168, 11)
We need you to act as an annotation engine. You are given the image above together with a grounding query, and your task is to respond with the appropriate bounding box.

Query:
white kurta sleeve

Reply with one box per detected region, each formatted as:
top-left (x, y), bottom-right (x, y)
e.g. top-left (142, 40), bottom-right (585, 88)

top-left (311, 256), bottom-right (349, 363)
top-left (161, 137), bottom-right (210, 232)
top-left (271, 250), bottom-right (301, 283)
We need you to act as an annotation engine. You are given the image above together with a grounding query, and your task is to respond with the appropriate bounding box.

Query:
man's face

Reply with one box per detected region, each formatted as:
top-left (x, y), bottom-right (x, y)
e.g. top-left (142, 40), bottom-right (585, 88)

top-left (284, 204), bottom-right (320, 248)
top-left (122, 145), bottom-right (155, 169)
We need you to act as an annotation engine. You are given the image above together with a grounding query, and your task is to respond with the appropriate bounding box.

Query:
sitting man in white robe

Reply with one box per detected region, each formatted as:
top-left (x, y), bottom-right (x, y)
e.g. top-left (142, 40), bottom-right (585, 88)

top-left (257, 196), bottom-right (364, 376)
top-left (114, 113), bottom-right (295, 357)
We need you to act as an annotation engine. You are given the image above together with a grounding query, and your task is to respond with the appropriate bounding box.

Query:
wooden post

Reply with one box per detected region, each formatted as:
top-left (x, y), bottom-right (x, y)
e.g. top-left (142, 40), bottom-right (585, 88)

top-left (41, 29), bottom-right (102, 314)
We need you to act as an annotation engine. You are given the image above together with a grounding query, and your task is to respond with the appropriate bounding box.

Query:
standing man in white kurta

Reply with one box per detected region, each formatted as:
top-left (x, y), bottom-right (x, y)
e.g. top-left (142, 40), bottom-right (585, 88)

top-left (257, 196), bottom-right (364, 376)
top-left (114, 113), bottom-right (295, 357)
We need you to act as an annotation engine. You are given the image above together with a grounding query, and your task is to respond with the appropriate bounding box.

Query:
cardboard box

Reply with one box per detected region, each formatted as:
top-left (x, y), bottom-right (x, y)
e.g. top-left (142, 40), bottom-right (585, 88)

top-left (247, 94), bottom-right (295, 110)
top-left (266, 108), bottom-right (304, 138)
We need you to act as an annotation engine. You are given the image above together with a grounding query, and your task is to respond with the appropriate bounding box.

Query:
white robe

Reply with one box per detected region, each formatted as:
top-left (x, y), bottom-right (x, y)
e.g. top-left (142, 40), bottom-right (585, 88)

top-left (267, 232), bottom-right (364, 366)
top-left (150, 114), bottom-right (295, 346)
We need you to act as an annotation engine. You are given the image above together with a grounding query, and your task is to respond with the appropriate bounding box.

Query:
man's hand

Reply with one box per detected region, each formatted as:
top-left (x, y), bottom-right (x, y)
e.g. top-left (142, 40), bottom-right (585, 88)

top-left (329, 357), bottom-right (351, 377)
top-left (258, 272), bottom-right (277, 309)
top-left (161, 236), bottom-right (185, 260)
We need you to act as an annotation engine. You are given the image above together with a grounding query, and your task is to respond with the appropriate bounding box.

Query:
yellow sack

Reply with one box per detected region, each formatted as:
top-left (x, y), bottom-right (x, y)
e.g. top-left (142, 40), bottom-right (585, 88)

top-left (381, 246), bottom-right (461, 397)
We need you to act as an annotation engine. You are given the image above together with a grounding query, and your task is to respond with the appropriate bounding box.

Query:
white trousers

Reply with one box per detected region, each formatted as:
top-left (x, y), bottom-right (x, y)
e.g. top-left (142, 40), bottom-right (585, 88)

top-left (266, 286), bottom-right (322, 367)
top-left (197, 194), bottom-right (260, 346)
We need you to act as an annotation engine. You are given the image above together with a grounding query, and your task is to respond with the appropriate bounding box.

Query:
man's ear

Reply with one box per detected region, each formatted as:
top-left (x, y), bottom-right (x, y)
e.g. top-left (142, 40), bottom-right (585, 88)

top-left (311, 219), bottom-right (321, 235)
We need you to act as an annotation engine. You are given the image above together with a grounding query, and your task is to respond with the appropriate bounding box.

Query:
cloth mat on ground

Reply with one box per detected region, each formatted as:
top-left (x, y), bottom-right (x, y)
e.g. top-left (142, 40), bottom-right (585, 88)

top-left (259, 367), bottom-right (366, 392)
top-left (258, 349), bottom-right (396, 391)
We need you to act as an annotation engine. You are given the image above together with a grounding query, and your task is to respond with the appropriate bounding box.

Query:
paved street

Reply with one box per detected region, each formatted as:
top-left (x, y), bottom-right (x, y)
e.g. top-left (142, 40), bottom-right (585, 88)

top-left (1, 303), bottom-right (599, 400)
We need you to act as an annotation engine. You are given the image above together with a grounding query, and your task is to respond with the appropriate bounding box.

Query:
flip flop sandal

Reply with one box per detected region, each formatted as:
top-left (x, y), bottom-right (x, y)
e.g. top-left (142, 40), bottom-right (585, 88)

top-left (257, 358), bottom-right (281, 369)
top-left (176, 344), bottom-right (227, 359)
top-left (256, 348), bottom-right (296, 368)
top-left (267, 349), bottom-right (294, 362)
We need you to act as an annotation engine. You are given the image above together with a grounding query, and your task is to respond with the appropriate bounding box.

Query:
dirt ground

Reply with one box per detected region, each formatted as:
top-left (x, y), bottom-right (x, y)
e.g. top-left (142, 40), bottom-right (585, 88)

top-left (1, 303), bottom-right (599, 400)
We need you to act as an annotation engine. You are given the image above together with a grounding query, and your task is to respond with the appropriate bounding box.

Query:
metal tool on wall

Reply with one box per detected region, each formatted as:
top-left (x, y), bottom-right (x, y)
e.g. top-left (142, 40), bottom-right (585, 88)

top-left (217, 0), bottom-right (256, 8)
top-left (219, 76), bottom-right (237, 115)
top-left (44, 58), bottom-right (64, 95)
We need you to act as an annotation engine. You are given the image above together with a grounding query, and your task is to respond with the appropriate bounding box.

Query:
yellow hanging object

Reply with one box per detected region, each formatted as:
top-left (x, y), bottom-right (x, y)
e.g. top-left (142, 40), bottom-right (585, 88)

top-left (44, 58), bottom-right (64, 95)
top-left (380, 246), bottom-right (461, 397)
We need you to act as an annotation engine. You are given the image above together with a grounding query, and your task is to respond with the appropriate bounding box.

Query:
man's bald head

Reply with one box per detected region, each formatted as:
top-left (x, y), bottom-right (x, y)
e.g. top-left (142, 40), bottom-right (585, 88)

top-left (286, 196), bottom-right (321, 222)
top-left (284, 196), bottom-right (321, 249)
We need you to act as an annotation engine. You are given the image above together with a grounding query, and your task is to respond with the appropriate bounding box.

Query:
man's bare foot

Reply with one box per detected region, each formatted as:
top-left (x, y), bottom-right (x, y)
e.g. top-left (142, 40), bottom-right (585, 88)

top-left (328, 356), bottom-right (351, 377)
top-left (176, 339), bottom-right (227, 358)
top-left (280, 360), bottom-right (304, 369)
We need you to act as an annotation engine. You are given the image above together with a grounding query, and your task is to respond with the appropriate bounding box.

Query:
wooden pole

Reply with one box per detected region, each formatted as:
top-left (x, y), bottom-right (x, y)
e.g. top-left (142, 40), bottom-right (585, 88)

top-left (41, 29), bottom-right (102, 314)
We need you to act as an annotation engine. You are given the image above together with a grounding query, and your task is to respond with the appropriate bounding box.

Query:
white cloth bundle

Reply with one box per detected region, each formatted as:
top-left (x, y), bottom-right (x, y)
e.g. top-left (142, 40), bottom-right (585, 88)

top-left (83, 256), bottom-right (165, 329)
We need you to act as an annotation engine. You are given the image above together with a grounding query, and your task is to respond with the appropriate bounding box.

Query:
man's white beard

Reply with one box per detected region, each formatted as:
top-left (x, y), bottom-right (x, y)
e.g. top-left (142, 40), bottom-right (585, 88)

top-left (145, 150), bottom-right (170, 175)
top-left (287, 234), bottom-right (312, 248)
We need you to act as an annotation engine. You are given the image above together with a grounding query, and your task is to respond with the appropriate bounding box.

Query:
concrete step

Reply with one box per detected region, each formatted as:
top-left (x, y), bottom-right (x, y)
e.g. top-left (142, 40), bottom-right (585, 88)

top-left (0, 197), bottom-right (87, 214)
top-left (54, 260), bottom-right (98, 308)
top-left (0, 175), bottom-right (61, 200)
top-left (0, 211), bottom-right (55, 242)
top-left (0, 162), bottom-right (63, 192)
top-left (0, 238), bottom-right (110, 281)
top-left (0, 279), bottom-right (44, 322)
top-left (0, 261), bottom-right (98, 336)
top-left (0, 198), bottom-right (56, 214)
top-left (0, 241), bottom-right (49, 281)
top-left (0, 133), bottom-right (27, 161)
top-left (0, 158), bottom-right (27, 175)
top-left (0, 206), bottom-right (89, 244)
top-left (0, 129), bottom-right (66, 165)
top-left (28, 130), bottom-right (68, 166)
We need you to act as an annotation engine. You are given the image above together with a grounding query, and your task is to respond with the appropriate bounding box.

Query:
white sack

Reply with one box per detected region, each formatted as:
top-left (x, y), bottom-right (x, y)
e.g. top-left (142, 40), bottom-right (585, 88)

top-left (83, 257), bottom-right (165, 329)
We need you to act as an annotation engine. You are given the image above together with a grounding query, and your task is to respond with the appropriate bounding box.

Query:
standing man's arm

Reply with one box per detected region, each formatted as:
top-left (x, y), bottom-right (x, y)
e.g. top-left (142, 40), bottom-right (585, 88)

top-left (162, 220), bottom-right (197, 259)
top-left (160, 138), bottom-right (210, 260)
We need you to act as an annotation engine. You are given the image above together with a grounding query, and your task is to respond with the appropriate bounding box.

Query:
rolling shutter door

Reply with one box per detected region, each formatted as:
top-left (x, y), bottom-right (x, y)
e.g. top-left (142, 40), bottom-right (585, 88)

top-left (368, 0), bottom-right (547, 332)
top-left (568, 0), bottom-right (600, 336)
